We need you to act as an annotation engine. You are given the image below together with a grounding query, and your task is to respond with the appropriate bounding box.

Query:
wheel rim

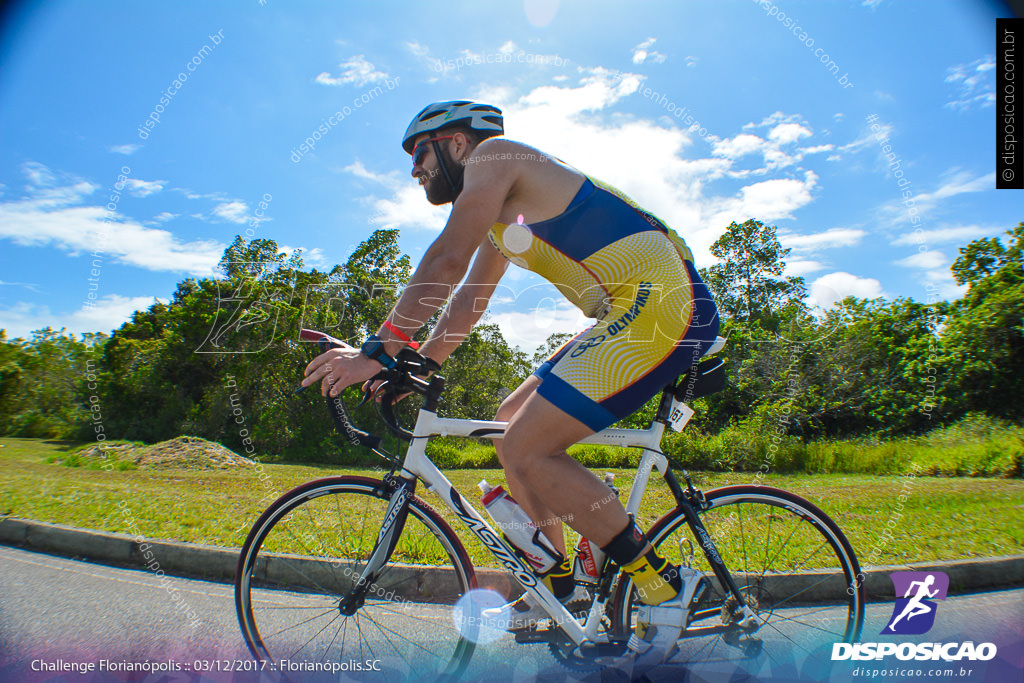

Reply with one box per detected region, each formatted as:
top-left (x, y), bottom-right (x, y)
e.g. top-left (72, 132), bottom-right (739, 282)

top-left (236, 479), bottom-right (475, 682)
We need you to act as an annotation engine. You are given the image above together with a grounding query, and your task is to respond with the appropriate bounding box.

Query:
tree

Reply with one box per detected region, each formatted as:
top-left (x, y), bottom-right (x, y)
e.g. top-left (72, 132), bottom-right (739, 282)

top-left (942, 223), bottom-right (1024, 419)
top-left (0, 328), bottom-right (95, 439)
top-left (701, 219), bottom-right (806, 325)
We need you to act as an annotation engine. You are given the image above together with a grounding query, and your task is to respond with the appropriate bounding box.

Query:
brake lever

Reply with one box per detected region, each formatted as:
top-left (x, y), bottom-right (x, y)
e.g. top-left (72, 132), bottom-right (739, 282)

top-left (355, 370), bottom-right (392, 408)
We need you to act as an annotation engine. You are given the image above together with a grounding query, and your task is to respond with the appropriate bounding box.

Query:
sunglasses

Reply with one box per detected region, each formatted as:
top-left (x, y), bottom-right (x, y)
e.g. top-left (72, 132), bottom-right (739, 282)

top-left (411, 135), bottom-right (454, 166)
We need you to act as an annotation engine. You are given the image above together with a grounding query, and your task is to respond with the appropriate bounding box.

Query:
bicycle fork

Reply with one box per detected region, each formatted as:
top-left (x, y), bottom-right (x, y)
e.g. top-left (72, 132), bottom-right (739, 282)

top-left (338, 474), bottom-right (416, 615)
top-left (665, 471), bottom-right (760, 634)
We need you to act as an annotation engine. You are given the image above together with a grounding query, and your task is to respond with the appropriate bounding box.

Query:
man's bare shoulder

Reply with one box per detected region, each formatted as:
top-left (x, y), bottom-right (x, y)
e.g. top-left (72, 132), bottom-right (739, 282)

top-left (467, 138), bottom-right (553, 165)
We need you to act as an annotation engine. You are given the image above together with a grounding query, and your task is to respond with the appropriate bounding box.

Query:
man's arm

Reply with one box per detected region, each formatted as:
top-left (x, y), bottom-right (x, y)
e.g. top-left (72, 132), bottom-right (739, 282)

top-left (419, 241), bottom-right (508, 363)
top-left (377, 141), bottom-right (517, 356)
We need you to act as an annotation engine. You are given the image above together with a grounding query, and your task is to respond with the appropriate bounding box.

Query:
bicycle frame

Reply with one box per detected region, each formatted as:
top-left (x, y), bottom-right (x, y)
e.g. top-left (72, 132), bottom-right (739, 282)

top-left (355, 380), bottom-right (757, 650)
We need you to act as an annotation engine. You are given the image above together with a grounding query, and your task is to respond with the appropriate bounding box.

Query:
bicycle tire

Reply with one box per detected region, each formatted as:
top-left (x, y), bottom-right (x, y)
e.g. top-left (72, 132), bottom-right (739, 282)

top-left (610, 484), bottom-right (865, 672)
top-left (235, 476), bottom-right (477, 682)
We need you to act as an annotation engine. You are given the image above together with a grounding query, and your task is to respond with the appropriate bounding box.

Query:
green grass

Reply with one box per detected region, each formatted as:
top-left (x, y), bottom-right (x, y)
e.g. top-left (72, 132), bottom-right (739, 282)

top-left (425, 414), bottom-right (1024, 478)
top-left (1, 437), bottom-right (1023, 571)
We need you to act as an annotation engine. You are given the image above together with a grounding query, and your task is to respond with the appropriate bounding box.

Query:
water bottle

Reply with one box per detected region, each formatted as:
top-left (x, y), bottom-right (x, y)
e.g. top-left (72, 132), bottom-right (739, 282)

top-left (574, 473), bottom-right (619, 584)
top-left (478, 480), bottom-right (563, 574)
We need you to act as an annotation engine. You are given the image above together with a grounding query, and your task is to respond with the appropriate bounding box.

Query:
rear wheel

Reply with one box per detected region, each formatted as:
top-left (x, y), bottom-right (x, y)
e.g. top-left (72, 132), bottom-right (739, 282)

top-left (611, 485), bottom-right (864, 672)
top-left (235, 476), bottom-right (477, 682)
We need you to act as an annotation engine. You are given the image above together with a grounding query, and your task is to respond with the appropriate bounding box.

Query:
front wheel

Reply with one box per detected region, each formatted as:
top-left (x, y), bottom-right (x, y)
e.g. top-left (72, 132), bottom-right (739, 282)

top-left (235, 476), bottom-right (477, 682)
top-left (610, 485), bottom-right (865, 672)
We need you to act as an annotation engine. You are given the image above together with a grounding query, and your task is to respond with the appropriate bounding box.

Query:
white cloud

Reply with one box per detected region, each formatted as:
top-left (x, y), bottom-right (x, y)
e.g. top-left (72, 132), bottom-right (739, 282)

top-left (0, 165), bottom-right (223, 275)
top-left (315, 55), bottom-right (388, 87)
top-left (125, 178), bottom-right (165, 197)
top-left (685, 55), bottom-right (698, 68)
top-left (924, 170), bottom-right (993, 201)
top-left (945, 56), bottom-right (996, 111)
top-left (890, 224), bottom-right (989, 246)
top-left (22, 161), bottom-right (58, 187)
top-left (894, 249), bottom-right (947, 270)
top-left (712, 134), bottom-right (765, 160)
top-left (876, 170), bottom-right (994, 229)
top-left (785, 259), bottom-right (825, 277)
top-left (0, 295), bottom-right (159, 338)
top-left (921, 269), bottom-right (968, 301)
top-left (405, 41), bottom-right (430, 57)
top-left (109, 144), bottom-right (141, 155)
top-left (344, 161), bottom-right (449, 232)
top-left (768, 123), bottom-right (812, 145)
top-left (488, 303), bottom-right (588, 355)
top-left (280, 245), bottom-right (327, 267)
top-left (351, 74), bottom-right (829, 263)
top-left (717, 115), bottom-right (819, 172)
top-left (783, 227), bottom-right (867, 251)
top-left (809, 272), bottom-right (884, 309)
top-left (722, 173), bottom-right (817, 222)
top-left (212, 200), bottom-right (250, 224)
top-left (632, 37), bottom-right (667, 65)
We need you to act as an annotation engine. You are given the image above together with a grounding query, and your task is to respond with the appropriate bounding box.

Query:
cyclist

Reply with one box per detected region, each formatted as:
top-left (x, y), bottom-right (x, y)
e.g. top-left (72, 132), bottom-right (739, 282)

top-left (301, 100), bottom-right (720, 652)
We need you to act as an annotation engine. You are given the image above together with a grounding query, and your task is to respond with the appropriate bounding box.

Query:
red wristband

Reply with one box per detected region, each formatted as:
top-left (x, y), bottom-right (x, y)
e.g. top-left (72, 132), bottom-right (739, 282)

top-left (383, 320), bottom-right (419, 350)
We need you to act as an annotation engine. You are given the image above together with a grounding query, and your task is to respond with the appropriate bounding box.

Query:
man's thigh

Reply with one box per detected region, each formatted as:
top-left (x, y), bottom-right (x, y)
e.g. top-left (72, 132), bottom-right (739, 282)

top-left (505, 389), bottom-right (595, 459)
top-left (496, 375), bottom-right (541, 420)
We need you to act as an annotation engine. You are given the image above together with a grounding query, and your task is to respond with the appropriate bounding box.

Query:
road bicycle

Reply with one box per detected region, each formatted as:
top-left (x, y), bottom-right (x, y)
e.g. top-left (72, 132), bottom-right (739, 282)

top-left (235, 329), bottom-right (865, 681)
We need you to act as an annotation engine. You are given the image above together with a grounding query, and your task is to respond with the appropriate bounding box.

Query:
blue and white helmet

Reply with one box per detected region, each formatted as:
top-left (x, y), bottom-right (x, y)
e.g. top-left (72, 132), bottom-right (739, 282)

top-left (401, 100), bottom-right (503, 154)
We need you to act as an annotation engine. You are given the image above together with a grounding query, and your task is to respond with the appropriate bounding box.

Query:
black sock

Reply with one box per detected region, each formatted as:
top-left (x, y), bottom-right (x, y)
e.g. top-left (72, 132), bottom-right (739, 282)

top-left (600, 520), bottom-right (648, 566)
top-left (602, 521), bottom-right (682, 605)
top-left (543, 557), bottom-right (575, 599)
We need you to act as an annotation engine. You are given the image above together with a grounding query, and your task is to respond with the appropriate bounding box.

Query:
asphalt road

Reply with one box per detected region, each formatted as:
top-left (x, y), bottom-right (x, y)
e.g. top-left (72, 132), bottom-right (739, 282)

top-left (1, 544), bottom-right (1021, 682)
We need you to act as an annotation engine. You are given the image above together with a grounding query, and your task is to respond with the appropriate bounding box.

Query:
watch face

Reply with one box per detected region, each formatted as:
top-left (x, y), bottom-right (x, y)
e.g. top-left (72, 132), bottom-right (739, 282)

top-left (361, 339), bottom-right (380, 356)
top-left (361, 337), bottom-right (393, 367)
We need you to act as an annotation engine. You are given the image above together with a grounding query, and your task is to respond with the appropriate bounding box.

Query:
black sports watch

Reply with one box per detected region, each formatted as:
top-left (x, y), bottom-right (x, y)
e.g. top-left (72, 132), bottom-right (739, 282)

top-left (360, 335), bottom-right (396, 369)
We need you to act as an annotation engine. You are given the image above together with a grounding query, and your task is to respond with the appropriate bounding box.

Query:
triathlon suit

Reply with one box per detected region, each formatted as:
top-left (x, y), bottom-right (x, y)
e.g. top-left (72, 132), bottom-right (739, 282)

top-left (488, 175), bottom-right (720, 432)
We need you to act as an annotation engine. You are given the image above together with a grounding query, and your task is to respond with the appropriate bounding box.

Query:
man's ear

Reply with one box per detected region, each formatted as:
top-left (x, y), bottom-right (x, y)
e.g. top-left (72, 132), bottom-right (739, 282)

top-left (451, 132), bottom-right (473, 161)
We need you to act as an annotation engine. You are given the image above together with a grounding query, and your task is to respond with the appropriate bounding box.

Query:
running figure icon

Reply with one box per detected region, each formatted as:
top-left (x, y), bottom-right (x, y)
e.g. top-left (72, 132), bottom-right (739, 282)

top-left (882, 571), bottom-right (949, 635)
top-left (887, 575), bottom-right (938, 630)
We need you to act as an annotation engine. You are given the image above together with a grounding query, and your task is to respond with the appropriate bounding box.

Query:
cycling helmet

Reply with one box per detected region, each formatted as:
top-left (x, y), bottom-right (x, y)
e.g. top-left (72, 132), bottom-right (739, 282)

top-left (401, 100), bottom-right (503, 154)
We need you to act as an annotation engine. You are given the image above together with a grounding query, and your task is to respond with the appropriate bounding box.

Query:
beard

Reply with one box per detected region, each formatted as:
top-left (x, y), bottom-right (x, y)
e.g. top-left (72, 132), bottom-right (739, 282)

top-left (422, 147), bottom-right (465, 205)
top-left (423, 172), bottom-right (455, 205)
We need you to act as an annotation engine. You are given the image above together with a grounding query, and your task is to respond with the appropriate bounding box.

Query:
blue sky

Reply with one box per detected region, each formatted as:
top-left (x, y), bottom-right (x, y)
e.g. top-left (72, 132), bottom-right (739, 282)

top-left (0, 0), bottom-right (1017, 352)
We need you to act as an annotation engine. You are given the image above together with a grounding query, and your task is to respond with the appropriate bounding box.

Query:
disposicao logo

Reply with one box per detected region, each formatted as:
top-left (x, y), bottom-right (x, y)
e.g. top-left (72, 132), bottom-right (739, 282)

top-left (882, 571), bottom-right (948, 635)
top-left (831, 571), bottom-right (997, 662)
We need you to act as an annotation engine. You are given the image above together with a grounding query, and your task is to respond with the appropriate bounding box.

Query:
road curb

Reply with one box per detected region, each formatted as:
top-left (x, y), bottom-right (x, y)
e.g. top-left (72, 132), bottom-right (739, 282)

top-left (2, 516), bottom-right (1023, 602)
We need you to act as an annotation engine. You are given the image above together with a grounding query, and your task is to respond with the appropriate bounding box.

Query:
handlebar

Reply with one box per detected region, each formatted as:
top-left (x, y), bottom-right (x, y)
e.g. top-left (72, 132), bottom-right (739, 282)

top-left (298, 328), bottom-right (444, 446)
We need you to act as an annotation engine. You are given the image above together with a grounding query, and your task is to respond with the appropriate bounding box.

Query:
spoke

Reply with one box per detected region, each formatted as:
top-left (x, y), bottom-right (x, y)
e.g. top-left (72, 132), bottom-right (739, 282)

top-left (360, 610), bottom-right (428, 671)
top-left (768, 572), bottom-right (849, 611)
top-left (260, 606), bottom-right (337, 640)
top-left (361, 602), bottom-right (453, 626)
top-left (761, 514), bottom-right (804, 575)
top-left (737, 503), bottom-right (749, 581)
top-left (354, 613), bottom-right (377, 661)
top-left (358, 610), bottom-right (420, 671)
top-left (762, 504), bottom-right (775, 580)
top-left (766, 609), bottom-right (850, 638)
top-left (319, 616), bottom-right (346, 663)
top-left (759, 612), bottom-right (818, 657)
top-left (287, 611), bottom-right (343, 660)
top-left (790, 538), bottom-right (834, 573)
top-left (266, 555), bottom-right (345, 601)
top-left (257, 601), bottom-right (336, 610)
top-left (359, 610), bottom-right (449, 663)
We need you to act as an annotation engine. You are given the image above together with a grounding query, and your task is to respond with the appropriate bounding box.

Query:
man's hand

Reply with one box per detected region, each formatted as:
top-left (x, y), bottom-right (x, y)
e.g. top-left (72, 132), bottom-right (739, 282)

top-left (302, 342), bottom-right (384, 397)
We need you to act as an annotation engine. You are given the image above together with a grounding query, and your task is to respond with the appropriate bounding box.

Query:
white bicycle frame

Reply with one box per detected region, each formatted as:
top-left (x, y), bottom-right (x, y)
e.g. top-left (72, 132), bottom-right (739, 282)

top-left (369, 336), bottom-right (727, 648)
